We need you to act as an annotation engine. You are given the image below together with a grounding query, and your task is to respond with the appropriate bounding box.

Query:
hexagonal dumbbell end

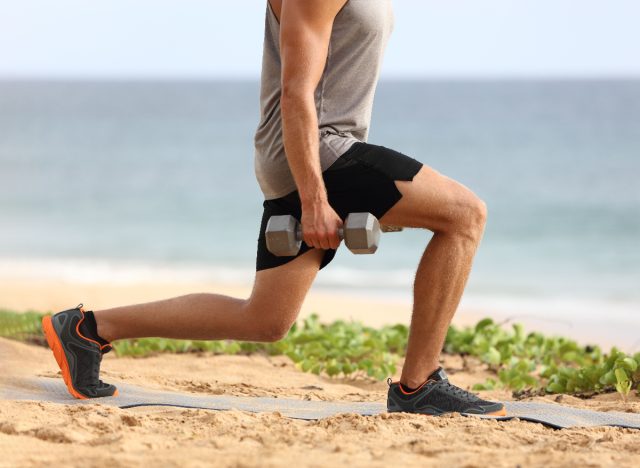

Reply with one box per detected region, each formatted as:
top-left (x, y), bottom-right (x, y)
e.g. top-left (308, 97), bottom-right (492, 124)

top-left (343, 212), bottom-right (380, 254)
top-left (265, 215), bottom-right (301, 257)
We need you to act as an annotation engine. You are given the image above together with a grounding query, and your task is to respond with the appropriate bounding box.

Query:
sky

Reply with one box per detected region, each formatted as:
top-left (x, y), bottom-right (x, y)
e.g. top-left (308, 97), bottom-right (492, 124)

top-left (0, 0), bottom-right (638, 79)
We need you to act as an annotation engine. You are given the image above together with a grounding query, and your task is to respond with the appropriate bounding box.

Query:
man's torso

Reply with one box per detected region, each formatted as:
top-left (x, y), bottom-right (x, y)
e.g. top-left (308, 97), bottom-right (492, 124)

top-left (253, 0), bottom-right (395, 200)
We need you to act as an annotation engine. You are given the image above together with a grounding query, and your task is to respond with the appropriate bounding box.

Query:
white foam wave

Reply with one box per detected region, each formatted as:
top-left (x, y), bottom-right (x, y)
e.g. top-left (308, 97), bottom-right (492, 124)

top-left (0, 257), bottom-right (254, 285)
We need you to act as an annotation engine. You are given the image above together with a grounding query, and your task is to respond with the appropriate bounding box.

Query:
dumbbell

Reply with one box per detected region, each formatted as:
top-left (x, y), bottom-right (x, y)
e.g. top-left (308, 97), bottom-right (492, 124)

top-left (266, 212), bottom-right (381, 256)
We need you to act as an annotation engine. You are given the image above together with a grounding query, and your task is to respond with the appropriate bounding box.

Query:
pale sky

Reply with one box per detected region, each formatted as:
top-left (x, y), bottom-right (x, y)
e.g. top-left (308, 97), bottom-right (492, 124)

top-left (1, 0), bottom-right (638, 79)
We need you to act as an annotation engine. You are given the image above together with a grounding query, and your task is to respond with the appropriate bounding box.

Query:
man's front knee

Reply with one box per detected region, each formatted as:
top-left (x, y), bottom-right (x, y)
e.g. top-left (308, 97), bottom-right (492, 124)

top-left (474, 197), bottom-right (488, 229)
top-left (449, 195), bottom-right (487, 242)
top-left (466, 196), bottom-right (487, 241)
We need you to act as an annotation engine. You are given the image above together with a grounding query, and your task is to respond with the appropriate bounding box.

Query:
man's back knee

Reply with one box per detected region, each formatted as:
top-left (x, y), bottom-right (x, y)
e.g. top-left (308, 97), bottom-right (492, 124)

top-left (243, 298), bottom-right (299, 342)
top-left (251, 317), bottom-right (294, 342)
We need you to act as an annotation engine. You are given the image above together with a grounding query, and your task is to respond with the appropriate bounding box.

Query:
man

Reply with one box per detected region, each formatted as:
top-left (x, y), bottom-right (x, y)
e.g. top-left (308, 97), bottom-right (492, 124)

top-left (42, 0), bottom-right (505, 416)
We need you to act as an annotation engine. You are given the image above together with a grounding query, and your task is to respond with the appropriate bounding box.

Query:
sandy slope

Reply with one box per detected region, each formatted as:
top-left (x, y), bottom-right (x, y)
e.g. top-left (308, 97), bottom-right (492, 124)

top-left (1, 337), bottom-right (639, 468)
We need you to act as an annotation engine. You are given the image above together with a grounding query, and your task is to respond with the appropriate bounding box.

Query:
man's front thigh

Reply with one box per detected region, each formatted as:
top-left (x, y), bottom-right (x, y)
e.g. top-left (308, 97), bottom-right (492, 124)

top-left (380, 165), bottom-right (482, 233)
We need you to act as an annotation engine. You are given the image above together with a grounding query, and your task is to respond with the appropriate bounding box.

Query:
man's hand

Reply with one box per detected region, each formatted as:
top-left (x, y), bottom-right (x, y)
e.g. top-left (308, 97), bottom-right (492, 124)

top-left (300, 200), bottom-right (343, 250)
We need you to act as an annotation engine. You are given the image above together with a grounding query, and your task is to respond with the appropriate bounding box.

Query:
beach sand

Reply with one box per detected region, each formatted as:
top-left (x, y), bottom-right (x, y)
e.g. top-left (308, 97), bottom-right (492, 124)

top-left (2, 336), bottom-right (640, 467)
top-left (1, 278), bottom-right (639, 467)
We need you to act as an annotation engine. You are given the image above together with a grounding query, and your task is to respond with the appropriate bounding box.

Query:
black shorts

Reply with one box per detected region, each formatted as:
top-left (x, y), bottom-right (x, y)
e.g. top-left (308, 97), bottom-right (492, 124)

top-left (256, 142), bottom-right (423, 271)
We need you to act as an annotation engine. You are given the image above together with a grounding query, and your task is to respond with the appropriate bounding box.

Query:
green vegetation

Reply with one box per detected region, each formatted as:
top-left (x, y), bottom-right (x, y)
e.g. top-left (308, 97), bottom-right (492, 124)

top-left (445, 318), bottom-right (640, 401)
top-left (1, 309), bottom-right (638, 399)
top-left (113, 314), bottom-right (406, 380)
top-left (0, 310), bottom-right (46, 344)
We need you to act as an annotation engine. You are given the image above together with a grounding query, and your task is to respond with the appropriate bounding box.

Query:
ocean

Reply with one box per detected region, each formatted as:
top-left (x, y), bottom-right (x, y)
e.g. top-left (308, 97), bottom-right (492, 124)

top-left (1, 80), bottom-right (639, 347)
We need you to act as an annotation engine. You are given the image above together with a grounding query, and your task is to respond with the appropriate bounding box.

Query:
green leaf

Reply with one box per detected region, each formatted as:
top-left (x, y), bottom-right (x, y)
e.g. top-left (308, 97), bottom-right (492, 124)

top-left (615, 368), bottom-right (629, 385)
top-left (600, 370), bottom-right (617, 386)
top-left (474, 318), bottom-right (494, 332)
top-left (546, 382), bottom-right (565, 394)
top-left (483, 347), bottom-right (501, 366)
top-left (621, 357), bottom-right (638, 372)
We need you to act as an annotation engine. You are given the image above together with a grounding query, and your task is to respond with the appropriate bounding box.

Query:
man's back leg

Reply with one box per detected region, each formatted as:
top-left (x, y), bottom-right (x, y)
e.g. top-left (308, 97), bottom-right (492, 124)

top-left (93, 249), bottom-right (325, 343)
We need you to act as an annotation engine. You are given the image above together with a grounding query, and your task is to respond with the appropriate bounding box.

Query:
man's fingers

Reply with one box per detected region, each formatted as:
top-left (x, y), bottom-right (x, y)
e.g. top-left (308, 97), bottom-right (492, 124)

top-left (302, 231), bottom-right (316, 249)
top-left (326, 229), bottom-right (339, 250)
top-left (303, 231), bottom-right (325, 249)
top-left (332, 222), bottom-right (343, 249)
top-left (303, 231), bottom-right (339, 250)
top-left (317, 232), bottom-right (331, 250)
top-left (302, 216), bottom-right (343, 250)
top-left (320, 229), bottom-right (341, 250)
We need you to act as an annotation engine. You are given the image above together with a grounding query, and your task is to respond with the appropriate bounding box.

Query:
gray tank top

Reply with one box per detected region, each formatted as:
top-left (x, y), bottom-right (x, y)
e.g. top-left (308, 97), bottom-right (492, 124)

top-left (253, 0), bottom-right (394, 200)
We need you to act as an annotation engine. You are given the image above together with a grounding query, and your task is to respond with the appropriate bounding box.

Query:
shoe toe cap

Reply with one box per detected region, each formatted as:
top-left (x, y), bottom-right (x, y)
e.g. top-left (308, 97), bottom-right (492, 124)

top-left (463, 401), bottom-right (505, 415)
top-left (478, 402), bottom-right (506, 416)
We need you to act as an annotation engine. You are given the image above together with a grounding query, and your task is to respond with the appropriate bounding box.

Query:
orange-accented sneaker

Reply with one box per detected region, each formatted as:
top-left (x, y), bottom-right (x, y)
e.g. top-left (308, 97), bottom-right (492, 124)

top-left (387, 367), bottom-right (506, 416)
top-left (42, 304), bottom-right (117, 399)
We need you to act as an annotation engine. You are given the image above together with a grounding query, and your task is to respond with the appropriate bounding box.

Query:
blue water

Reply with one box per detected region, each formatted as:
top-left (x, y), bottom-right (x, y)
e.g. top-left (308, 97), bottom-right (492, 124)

top-left (1, 80), bottom-right (639, 322)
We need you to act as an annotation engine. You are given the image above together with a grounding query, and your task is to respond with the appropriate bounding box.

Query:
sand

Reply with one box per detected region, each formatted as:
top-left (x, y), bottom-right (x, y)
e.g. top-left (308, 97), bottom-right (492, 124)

top-left (2, 337), bottom-right (639, 468)
top-left (1, 279), bottom-right (640, 467)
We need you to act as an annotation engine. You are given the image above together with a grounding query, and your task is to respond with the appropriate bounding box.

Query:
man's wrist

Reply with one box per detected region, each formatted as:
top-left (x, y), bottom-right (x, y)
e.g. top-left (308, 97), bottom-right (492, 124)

top-left (300, 190), bottom-right (329, 208)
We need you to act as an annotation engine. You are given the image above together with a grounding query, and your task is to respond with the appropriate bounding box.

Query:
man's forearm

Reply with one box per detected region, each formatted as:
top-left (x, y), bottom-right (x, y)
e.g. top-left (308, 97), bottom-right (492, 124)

top-left (280, 92), bottom-right (327, 207)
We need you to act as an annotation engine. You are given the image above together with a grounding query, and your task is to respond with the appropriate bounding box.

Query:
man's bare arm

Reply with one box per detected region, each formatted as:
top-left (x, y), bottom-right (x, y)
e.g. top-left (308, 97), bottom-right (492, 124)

top-left (279, 0), bottom-right (347, 250)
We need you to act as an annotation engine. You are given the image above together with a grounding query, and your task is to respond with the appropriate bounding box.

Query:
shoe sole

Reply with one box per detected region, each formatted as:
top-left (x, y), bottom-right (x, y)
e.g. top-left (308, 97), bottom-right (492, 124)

top-left (426, 407), bottom-right (507, 417)
top-left (388, 406), bottom-right (507, 417)
top-left (484, 407), bottom-right (507, 417)
top-left (42, 315), bottom-right (119, 400)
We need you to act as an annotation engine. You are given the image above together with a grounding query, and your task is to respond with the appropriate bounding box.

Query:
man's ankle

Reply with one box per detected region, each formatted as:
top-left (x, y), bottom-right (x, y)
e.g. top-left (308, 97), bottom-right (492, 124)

top-left (92, 311), bottom-right (116, 343)
top-left (400, 365), bottom-right (441, 390)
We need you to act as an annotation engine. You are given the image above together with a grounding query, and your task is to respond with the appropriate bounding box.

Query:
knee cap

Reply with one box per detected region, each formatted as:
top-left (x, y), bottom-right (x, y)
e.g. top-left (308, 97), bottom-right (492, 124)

top-left (257, 321), bottom-right (292, 342)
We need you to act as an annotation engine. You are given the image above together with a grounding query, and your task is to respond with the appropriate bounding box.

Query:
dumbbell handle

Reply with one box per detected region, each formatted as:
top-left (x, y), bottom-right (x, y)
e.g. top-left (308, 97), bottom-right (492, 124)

top-left (294, 226), bottom-right (344, 242)
top-left (295, 225), bottom-right (402, 239)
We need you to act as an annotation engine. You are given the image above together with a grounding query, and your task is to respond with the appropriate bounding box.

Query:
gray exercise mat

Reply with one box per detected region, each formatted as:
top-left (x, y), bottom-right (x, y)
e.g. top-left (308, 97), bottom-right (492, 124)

top-left (3, 377), bottom-right (640, 430)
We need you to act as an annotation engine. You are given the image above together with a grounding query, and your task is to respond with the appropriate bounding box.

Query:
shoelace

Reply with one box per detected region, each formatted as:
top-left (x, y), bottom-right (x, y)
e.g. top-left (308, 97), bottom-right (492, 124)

top-left (439, 381), bottom-right (480, 401)
top-left (86, 353), bottom-right (106, 390)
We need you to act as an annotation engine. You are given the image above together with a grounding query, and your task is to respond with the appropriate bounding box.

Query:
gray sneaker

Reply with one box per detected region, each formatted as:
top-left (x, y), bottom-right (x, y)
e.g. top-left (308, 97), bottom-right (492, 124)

top-left (387, 367), bottom-right (505, 416)
top-left (42, 304), bottom-right (117, 399)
